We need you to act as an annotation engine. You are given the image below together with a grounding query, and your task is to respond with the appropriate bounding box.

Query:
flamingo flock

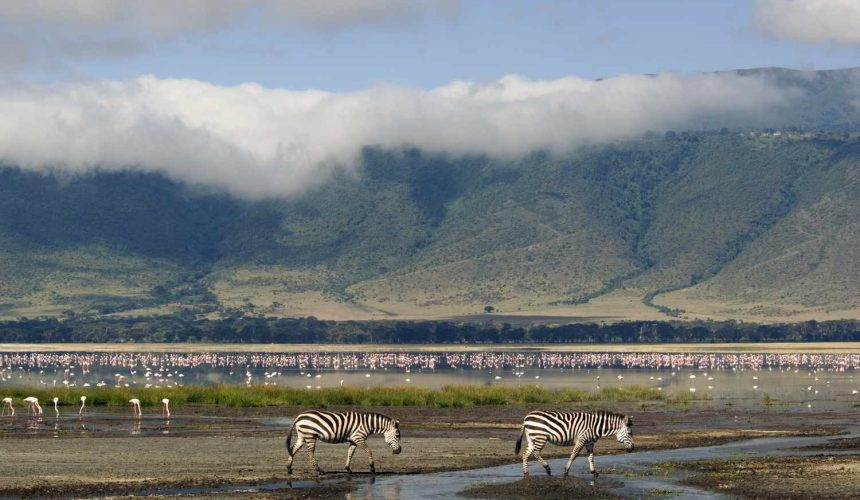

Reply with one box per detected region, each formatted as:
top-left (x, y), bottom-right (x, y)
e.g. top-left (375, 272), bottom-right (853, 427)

top-left (0, 352), bottom-right (857, 384)
top-left (0, 396), bottom-right (171, 420)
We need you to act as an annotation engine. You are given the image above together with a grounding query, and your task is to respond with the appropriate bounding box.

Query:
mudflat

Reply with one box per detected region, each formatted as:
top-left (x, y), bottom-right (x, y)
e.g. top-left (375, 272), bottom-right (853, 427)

top-left (0, 405), bottom-right (852, 498)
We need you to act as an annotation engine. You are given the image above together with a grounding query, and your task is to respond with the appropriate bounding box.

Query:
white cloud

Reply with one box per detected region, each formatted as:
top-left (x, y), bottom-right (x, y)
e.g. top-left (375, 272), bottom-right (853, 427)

top-left (0, 0), bottom-right (457, 35)
top-left (754, 0), bottom-right (860, 44)
top-left (0, 0), bottom-right (459, 71)
top-left (0, 72), bottom-right (799, 198)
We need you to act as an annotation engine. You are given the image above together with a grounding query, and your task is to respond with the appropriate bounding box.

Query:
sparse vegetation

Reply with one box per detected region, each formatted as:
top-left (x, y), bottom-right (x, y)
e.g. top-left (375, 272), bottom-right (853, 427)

top-left (0, 315), bottom-right (857, 343)
top-left (5, 385), bottom-right (669, 408)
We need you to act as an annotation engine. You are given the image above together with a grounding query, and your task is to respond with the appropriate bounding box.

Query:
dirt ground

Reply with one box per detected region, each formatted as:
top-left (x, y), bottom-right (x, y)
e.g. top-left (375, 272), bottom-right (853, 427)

top-left (672, 455), bottom-right (860, 499)
top-left (0, 405), bottom-right (854, 498)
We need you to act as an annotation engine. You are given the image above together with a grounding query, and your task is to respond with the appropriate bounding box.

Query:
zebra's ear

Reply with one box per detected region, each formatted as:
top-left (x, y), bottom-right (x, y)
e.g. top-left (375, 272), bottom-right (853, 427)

top-left (624, 415), bottom-right (632, 426)
top-left (394, 419), bottom-right (400, 428)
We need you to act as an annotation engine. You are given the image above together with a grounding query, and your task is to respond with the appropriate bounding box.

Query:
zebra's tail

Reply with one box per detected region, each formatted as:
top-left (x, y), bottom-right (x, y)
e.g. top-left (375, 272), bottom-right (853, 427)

top-left (286, 421), bottom-right (295, 457)
top-left (514, 425), bottom-right (524, 455)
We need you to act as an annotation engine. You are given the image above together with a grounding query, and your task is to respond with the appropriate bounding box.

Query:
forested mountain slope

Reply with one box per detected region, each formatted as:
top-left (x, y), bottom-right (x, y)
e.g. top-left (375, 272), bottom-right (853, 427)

top-left (2, 128), bottom-right (859, 322)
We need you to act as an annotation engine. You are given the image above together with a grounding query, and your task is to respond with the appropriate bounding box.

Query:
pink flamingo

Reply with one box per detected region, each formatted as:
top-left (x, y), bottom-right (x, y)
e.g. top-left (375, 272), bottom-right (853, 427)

top-left (129, 398), bottom-right (142, 419)
top-left (79, 396), bottom-right (87, 416)
top-left (161, 398), bottom-right (170, 419)
top-left (23, 396), bottom-right (42, 416)
top-left (53, 397), bottom-right (59, 417)
top-left (1, 397), bottom-right (13, 416)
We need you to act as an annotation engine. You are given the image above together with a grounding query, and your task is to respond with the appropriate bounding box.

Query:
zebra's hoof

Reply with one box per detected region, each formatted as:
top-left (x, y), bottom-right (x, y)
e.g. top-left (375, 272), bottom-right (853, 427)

top-left (345, 466), bottom-right (352, 474)
top-left (563, 470), bottom-right (569, 477)
top-left (370, 466), bottom-right (376, 475)
top-left (545, 466), bottom-right (552, 476)
top-left (287, 467), bottom-right (292, 475)
top-left (592, 471), bottom-right (600, 478)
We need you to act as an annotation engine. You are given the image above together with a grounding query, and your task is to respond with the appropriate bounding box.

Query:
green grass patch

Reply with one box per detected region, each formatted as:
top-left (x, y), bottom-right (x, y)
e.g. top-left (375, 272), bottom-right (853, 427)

top-left (2, 384), bottom-right (666, 408)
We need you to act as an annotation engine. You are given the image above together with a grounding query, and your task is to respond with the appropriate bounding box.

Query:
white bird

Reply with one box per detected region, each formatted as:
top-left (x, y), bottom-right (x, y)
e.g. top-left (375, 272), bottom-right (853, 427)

top-left (2, 397), bottom-right (13, 416)
top-left (23, 396), bottom-right (42, 416)
top-left (129, 398), bottom-right (142, 419)
top-left (79, 396), bottom-right (87, 416)
top-left (852, 390), bottom-right (858, 395)
top-left (689, 388), bottom-right (696, 393)
top-left (161, 398), bottom-right (170, 419)
top-left (53, 397), bottom-right (59, 417)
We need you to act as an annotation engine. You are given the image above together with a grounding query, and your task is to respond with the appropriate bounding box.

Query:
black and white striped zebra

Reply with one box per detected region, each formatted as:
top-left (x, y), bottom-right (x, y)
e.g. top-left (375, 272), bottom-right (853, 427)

top-left (286, 410), bottom-right (402, 475)
top-left (515, 410), bottom-right (634, 476)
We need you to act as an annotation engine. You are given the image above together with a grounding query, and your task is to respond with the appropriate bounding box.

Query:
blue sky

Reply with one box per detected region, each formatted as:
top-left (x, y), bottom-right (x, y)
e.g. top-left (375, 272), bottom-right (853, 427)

top-left (7, 0), bottom-right (860, 90)
top-left (0, 0), bottom-right (858, 197)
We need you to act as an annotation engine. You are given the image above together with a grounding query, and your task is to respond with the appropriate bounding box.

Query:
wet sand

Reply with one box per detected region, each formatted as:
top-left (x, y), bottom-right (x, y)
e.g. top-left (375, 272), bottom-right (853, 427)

top-left (0, 405), bottom-right (853, 498)
top-left (674, 455), bottom-right (860, 499)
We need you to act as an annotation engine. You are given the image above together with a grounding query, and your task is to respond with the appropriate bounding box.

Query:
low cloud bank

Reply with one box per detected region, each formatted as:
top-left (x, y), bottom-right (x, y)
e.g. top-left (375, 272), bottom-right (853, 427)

top-left (0, 72), bottom-right (800, 198)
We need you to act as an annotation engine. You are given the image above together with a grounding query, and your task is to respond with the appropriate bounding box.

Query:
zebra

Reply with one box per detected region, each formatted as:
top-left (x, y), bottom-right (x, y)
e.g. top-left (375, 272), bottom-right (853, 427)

top-left (515, 410), bottom-right (634, 477)
top-left (286, 410), bottom-right (401, 475)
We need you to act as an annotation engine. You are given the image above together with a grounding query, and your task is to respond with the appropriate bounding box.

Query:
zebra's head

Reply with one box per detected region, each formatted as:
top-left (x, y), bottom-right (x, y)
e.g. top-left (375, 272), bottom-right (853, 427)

top-left (614, 415), bottom-right (634, 453)
top-left (384, 419), bottom-right (402, 455)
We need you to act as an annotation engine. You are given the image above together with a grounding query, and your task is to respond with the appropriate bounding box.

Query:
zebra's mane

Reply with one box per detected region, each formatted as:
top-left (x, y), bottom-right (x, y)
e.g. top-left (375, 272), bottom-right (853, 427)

top-left (368, 412), bottom-right (397, 426)
top-left (595, 410), bottom-right (631, 425)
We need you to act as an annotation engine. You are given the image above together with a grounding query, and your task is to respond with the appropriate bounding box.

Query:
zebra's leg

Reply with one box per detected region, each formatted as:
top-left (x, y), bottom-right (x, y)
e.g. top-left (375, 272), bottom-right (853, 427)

top-left (356, 438), bottom-right (376, 474)
top-left (564, 439), bottom-right (586, 477)
top-left (521, 436), bottom-right (535, 476)
top-left (531, 437), bottom-right (551, 475)
top-left (305, 438), bottom-right (323, 474)
top-left (286, 435), bottom-right (305, 474)
top-left (586, 442), bottom-right (598, 477)
top-left (345, 442), bottom-right (358, 473)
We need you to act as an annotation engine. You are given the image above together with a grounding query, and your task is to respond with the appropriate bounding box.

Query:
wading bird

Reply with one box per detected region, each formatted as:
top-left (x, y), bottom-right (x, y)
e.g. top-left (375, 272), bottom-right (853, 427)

top-left (161, 398), bottom-right (170, 418)
top-left (79, 396), bottom-right (87, 416)
top-left (53, 397), bottom-right (59, 417)
top-left (23, 396), bottom-right (42, 416)
top-left (2, 397), bottom-right (13, 416)
top-left (129, 398), bottom-right (142, 418)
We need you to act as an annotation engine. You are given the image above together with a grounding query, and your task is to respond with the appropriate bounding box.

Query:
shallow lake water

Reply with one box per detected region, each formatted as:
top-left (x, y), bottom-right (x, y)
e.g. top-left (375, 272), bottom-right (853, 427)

top-left (1, 350), bottom-right (857, 411)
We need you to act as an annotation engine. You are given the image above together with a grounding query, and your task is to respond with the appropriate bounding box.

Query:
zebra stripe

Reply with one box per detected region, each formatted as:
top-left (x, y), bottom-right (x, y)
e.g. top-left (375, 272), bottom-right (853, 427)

top-left (515, 410), bottom-right (634, 476)
top-left (286, 410), bottom-right (401, 475)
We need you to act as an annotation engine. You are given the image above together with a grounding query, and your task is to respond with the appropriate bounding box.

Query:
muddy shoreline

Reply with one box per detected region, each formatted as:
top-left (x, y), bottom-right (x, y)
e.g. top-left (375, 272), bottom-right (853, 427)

top-left (0, 404), bottom-right (855, 498)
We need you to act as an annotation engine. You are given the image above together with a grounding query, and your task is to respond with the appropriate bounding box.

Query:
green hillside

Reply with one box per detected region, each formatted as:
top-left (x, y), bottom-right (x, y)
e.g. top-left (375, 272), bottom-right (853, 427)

top-left (2, 67), bottom-right (860, 323)
top-left (2, 130), bottom-right (859, 322)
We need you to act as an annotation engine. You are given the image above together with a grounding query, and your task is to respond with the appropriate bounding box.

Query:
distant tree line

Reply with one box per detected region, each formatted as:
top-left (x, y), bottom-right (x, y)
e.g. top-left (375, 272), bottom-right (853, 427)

top-left (0, 316), bottom-right (857, 344)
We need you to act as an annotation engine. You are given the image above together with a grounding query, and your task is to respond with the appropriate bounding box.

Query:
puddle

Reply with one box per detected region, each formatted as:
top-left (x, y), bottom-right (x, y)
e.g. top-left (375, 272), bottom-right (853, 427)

top-left (0, 412), bottom-right (292, 439)
top-left (345, 428), bottom-right (860, 499)
top-left (127, 479), bottom-right (319, 497)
